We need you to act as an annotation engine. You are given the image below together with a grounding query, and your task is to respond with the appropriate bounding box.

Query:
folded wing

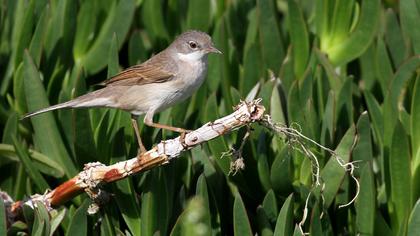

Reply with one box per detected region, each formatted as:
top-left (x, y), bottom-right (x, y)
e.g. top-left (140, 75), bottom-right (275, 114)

top-left (102, 61), bottom-right (174, 87)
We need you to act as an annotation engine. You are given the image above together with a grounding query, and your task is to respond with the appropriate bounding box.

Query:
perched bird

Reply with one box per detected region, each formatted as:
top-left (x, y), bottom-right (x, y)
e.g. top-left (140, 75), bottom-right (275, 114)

top-left (22, 30), bottom-right (222, 154)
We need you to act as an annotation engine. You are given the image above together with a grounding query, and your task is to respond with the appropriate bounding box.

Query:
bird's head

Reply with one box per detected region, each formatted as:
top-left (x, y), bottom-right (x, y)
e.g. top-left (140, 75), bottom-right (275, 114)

top-left (171, 30), bottom-right (222, 62)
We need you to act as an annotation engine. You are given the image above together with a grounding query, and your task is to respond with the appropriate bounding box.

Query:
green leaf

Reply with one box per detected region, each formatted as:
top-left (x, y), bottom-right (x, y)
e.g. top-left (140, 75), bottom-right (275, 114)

top-left (256, 206), bottom-right (274, 236)
top-left (336, 77), bottom-right (353, 129)
top-left (70, 66), bottom-right (97, 165)
top-left (246, 82), bottom-right (261, 102)
top-left (13, 63), bottom-right (26, 114)
top-left (195, 174), bottom-right (212, 231)
top-left (384, 9), bottom-right (406, 67)
top-left (141, 0), bottom-right (168, 41)
top-left (241, 9), bottom-right (263, 94)
top-left (327, 0), bottom-right (381, 65)
top-left (279, 46), bottom-right (295, 93)
top-left (257, 0), bottom-right (285, 72)
top-left (100, 212), bottom-right (117, 236)
top-left (94, 111), bottom-right (112, 162)
top-left (12, 0), bottom-right (34, 73)
top-left (186, 0), bottom-right (211, 31)
top-left (141, 169), bottom-right (170, 236)
top-left (73, 0), bottom-right (98, 59)
top-left (242, 43), bottom-right (263, 95)
top-left (375, 38), bottom-right (394, 94)
top-left (400, 0), bottom-right (420, 54)
top-left (287, 81), bottom-right (301, 125)
top-left (233, 193), bottom-right (253, 236)
top-left (390, 121), bottom-right (412, 233)
top-left (273, 194), bottom-right (294, 236)
top-left (0, 144), bottom-right (64, 177)
top-left (363, 91), bottom-right (383, 147)
top-left (408, 199), bottom-right (420, 236)
top-left (270, 85), bottom-right (286, 125)
top-left (0, 0), bottom-right (35, 95)
top-left (2, 112), bottom-right (18, 144)
top-left (355, 164), bottom-right (375, 235)
top-left (309, 203), bottom-right (324, 235)
top-left (23, 51), bottom-right (77, 177)
top-left (107, 33), bottom-right (119, 78)
top-left (66, 199), bottom-right (89, 236)
top-left (270, 147), bottom-right (293, 194)
top-left (320, 91), bottom-right (335, 147)
top-left (314, 0), bottom-right (330, 50)
top-left (33, 201), bottom-right (51, 236)
top-left (329, 0), bottom-right (355, 46)
top-left (170, 197), bottom-right (210, 236)
top-left (22, 204), bottom-right (34, 230)
top-left (128, 30), bottom-right (147, 65)
top-left (110, 130), bottom-right (141, 236)
top-left (50, 209), bottom-right (66, 236)
top-left (352, 112), bottom-right (373, 163)
top-left (12, 137), bottom-right (49, 191)
top-left (319, 125), bottom-right (355, 207)
top-left (29, 6), bottom-right (48, 67)
top-left (411, 74), bottom-right (420, 179)
top-left (32, 216), bottom-right (46, 236)
top-left (359, 45), bottom-right (377, 90)
top-left (383, 56), bottom-right (420, 149)
top-left (210, 18), bottom-right (234, 109)
top-left (79, 0), bottom-right (136, 74)
top-left (287, 0), bottom-right (309, 78)
top-left (8, 221), bottom-right (28, 235)
top-left (0, 199), bottom-right (6, 236)
top-left (44, 0), bottom-right (75, 57)
top-left (293, 224), bottom-right (304, 236)
top-left (315, 49), bottom-right (342, 92)
top-left (262, 190), bottom-right (278, 224)
top-left (374, 213), bottom-right (393, 236)
top-left (412, 149), bottom-right (420, 204)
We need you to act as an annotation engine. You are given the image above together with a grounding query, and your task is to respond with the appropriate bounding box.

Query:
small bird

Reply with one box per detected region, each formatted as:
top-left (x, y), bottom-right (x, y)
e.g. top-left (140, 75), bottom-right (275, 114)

top-left (22, 30), bottom-right (222, 154)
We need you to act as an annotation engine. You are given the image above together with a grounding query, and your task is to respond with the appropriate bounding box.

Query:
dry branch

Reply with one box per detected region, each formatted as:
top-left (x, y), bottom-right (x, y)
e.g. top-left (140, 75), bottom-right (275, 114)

top-left (2, 98), bottom-right (360, 232)
top-left (5, 99), bottom-right (266, 219)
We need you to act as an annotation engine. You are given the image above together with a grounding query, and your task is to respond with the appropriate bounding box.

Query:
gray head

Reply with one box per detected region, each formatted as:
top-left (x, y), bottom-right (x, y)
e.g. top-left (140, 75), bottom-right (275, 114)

top-left (169, 30), bottom-right (222, 61)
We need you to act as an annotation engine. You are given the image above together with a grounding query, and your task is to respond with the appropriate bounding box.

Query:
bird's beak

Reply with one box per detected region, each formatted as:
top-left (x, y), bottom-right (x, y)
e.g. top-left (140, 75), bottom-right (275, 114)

top-left (207, 46), bottom-right (223, 54)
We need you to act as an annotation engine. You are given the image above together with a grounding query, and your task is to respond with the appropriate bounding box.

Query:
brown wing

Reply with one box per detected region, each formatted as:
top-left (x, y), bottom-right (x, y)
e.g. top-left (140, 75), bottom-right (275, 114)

top-left (102, 63), bottom-right (174, 87)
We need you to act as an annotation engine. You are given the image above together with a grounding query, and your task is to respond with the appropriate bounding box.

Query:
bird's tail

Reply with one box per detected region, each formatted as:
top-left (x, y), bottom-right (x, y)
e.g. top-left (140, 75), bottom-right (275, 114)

top-left (21, 99), bottom-right (85, 120)
top-left (21, 91), bottom-right (111, 120)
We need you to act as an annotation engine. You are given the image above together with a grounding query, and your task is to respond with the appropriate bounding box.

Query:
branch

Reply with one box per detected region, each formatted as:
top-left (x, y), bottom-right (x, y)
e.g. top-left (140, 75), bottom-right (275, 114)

top-left (2, 98), bottom-right (360, 232)
top-left (4, 99), bottom-right (266, 219)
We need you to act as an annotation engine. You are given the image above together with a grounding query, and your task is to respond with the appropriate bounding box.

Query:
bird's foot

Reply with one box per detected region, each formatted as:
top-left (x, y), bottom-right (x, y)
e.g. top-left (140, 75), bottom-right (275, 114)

top-left (180, 130), bottom-right (193, 149)
top-left (136, 146), bottom-right (147, 161)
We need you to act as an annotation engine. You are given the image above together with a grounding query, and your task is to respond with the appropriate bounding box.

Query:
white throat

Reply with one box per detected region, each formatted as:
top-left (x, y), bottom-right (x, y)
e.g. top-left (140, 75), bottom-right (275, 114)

top-left (177, 51), bottom-right (205, 63)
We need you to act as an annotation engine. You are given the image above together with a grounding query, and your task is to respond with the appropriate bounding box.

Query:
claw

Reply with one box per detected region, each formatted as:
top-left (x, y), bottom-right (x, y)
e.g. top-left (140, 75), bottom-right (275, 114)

top-left (180, 131), bottom-right (190, 149)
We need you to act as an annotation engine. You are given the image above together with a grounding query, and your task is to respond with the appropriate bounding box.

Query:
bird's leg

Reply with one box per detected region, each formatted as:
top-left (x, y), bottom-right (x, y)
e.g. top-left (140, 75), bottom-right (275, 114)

top-left (131, 115), bottom-right (147, 156)
top-left (144, 113), bottom-right (191, 147)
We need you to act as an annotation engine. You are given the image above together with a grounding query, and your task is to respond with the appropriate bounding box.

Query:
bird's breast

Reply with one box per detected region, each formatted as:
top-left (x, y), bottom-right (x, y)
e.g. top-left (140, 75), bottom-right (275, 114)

top-left (175, 58), bottom-right (208, 94)
top-left (124, 58), bottom-right (209, 115)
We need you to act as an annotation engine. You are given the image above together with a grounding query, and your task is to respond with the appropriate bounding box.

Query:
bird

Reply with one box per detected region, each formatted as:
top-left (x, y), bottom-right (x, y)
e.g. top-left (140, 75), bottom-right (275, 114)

top-left (22, 30), bottom-right (222, 154)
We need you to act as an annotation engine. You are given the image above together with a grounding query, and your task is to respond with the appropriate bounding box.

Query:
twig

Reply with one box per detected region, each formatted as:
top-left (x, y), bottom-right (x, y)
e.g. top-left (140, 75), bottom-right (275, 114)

top-left (298, 191), bottom-right (311, 235)
top-left (260, 115), bottom-right (361, 234)
top-left (222, 125), bottom-right (252, 175)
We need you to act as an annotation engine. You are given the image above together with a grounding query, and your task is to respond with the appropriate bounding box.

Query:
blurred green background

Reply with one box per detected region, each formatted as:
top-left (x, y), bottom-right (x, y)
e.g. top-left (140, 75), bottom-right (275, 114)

top-left (1, 0), bottom-right (420, 235)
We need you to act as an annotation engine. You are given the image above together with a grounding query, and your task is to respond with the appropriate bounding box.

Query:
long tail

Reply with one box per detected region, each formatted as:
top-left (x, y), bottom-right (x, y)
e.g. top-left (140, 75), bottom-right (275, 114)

top-left (21, 100), bottom-right (78, 120)
top-left (21, 91), bottom-right (112, 120)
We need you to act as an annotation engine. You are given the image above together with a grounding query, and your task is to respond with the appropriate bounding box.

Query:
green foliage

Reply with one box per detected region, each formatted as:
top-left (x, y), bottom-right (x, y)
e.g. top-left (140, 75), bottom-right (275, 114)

top-left (0, 0), bottom-right (419, 235)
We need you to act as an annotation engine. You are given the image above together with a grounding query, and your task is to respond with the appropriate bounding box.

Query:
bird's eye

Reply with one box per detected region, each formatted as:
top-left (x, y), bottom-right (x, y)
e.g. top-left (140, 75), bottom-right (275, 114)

top-left (188, 41), bottom-right (198, 49)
